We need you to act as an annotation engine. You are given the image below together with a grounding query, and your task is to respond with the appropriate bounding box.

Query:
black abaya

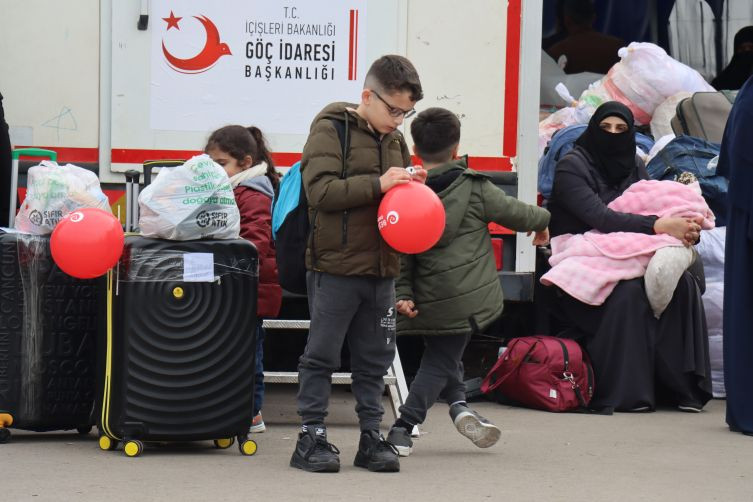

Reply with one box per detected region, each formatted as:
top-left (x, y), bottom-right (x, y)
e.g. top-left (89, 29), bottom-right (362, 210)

top-left (551, 271), bottom-right (712, 413)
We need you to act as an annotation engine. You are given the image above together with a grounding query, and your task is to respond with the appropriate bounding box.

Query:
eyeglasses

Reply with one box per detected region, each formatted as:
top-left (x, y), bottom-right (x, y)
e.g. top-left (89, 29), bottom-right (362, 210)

top-left (371, 90), bottom-right (416, 119)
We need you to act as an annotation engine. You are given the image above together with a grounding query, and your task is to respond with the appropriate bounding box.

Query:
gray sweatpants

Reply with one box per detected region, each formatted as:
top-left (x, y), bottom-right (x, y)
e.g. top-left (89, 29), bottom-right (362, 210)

top-left (398, 333), bottom-right (472, 425)
top-left (297, 271), bottom-right (397, 431)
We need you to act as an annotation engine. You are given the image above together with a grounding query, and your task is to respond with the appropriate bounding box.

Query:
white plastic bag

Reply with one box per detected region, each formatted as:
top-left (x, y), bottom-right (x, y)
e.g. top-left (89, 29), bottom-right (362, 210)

top-left (538, 80), bottom-right (612, 156)
top-left (650, 92), bottom-right (692, 139)
top-left (539, 43), bottom-right (716, 156)
top-left (14, 161), bottom-right (112, 235)
top-left (540, 51), bottom-right (603, 108)
top-left (603, 43), bottom-right (714, 125)
top-left (138, 154), bottom-right (240, 240)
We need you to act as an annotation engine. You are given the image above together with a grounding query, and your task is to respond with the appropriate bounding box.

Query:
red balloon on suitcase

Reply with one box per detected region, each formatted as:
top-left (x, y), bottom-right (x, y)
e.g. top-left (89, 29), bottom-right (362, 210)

top-left (51, 208), bottom-right (125, 278)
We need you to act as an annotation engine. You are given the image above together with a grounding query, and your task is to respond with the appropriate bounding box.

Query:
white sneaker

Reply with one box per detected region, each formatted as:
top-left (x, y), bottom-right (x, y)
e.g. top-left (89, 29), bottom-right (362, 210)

top-left (248, 412), bottom-right (266, 434)
top-left (449, 404), bottom-right (501, 449)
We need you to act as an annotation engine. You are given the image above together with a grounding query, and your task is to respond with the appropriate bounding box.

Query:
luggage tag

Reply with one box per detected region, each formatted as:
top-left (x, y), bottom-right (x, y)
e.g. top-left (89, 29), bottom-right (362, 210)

top-left (183, 253), bottom-right (216, 282)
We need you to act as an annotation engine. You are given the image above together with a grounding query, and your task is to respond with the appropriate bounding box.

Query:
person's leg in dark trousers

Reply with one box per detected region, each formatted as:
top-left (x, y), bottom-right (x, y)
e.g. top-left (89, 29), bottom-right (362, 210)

top-left (346, 276), bottom-right (397, 432)
top-left (396, 333), bottom-right (471, 426)
top-left (0, 94), bottom-right (12, 226)
top-left (296, 271), bottom-right (359, 426)
top-left (291, 271), bottom-right (358, 472)
top-left (389, 332), bottom-right (500, 453)
top-left (253, 320), bottom-right (266, 415)
top-left (248, 319), bottom-right (267, 433)
top-left (347, 276), bottom-right (401, 472)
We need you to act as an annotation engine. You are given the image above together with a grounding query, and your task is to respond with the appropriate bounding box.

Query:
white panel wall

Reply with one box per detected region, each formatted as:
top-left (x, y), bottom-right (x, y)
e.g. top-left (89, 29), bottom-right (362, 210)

top-left (404, 0), bottom-right (507, 158)
top-left (0, 0), bottom-right (100, 148)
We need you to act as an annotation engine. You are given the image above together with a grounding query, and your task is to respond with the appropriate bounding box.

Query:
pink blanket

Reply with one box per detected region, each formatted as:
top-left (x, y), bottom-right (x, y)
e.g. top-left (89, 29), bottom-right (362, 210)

top-left (541, 180), bottom-right (714, 305)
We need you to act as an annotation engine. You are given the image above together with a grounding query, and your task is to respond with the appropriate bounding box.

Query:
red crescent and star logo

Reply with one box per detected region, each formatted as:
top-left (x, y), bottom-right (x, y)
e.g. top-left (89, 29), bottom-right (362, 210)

top-left (161, 11), bottom-right (231, 74)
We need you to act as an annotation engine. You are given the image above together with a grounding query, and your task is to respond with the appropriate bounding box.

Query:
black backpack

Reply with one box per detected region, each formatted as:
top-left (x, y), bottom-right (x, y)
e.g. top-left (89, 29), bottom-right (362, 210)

top-left (273, 115), bottom-right (350, 294)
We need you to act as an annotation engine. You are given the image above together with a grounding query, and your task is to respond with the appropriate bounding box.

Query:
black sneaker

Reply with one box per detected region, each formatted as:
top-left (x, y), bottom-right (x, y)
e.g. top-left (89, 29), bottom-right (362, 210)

top-left (289, 425), bottom-right (341, 473)
top-left (449, 403), bottom-right (501, 448)
top-left (677, 402), bottom-right (704, 413)
top-left (386, 426), bottom-right (413, 457)
top-left (353, 430), bottom-right (400, 472)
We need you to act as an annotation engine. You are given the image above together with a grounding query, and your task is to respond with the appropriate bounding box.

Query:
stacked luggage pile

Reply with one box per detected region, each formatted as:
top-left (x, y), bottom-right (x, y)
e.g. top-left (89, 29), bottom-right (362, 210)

top-left (538, 45), bottom-right (735, 397)
top-left (0, 152), bottom-right (261, 457)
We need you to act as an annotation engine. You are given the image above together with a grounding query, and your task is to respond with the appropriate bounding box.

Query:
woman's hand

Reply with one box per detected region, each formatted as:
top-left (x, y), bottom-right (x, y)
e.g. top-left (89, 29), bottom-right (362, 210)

top-left (396, 299), bottom-right (418, 318)
top-left (527, 227), bottom-right (550, 246)
top-left (654, 217), bottom-right (702, 246)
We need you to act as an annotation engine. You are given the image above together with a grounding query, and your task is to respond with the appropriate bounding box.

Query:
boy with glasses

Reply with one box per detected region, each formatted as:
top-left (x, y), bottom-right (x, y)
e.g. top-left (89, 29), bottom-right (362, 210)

top-left (290, 55), bottom-right (425, 473)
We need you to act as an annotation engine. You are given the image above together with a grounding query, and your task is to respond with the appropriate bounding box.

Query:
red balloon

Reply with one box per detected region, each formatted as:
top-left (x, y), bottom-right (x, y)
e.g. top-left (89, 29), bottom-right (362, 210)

top-left (377, 181), bottom-right (446, 254)
top-left (51, 208), bottom-right (125, 279)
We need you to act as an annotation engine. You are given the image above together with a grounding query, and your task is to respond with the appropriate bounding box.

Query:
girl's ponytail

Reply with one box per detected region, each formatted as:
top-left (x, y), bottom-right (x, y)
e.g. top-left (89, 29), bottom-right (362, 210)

top-left (247, 126), bottom-right (279, 190)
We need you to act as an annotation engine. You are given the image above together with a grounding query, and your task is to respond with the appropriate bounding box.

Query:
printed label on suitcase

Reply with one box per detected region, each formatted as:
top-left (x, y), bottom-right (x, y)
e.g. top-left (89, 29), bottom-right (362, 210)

top-left (183, 253), bottom-right (215, 282)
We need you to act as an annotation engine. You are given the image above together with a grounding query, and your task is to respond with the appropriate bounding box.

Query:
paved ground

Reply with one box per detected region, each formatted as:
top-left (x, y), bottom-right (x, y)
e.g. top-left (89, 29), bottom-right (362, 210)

top-left (3, 385), bottom-right (752, 502)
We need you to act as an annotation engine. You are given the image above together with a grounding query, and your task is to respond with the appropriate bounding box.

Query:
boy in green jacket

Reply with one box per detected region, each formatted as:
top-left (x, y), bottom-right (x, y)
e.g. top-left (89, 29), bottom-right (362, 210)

top-left (387, 107), bottom-right (551, 456)
top-left (291, 55), bottom-right (426, 473)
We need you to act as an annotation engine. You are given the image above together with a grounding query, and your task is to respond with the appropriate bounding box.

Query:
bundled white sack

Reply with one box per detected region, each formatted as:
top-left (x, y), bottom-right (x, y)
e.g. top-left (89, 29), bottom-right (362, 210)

top-left (696, 225), bottom-right (726, 397)
top-left (138, 154), bottom-right (241, 240)
top-left (15, 161), bottom-right (112, 235)
top-left (696, 226), bottom-right (726, 283)
top-left (703, 282), bottom-right (726, 398)
top-left (644, 246), bottom-right (697, 318)
top-left (540, 50), bottom-right (603, 108)
top-left (603, 43), bottom-right (714, 125)
top-left (539, 43), bottom-right (714, 157)
top-left (650, 92), bottom-right (692, 139)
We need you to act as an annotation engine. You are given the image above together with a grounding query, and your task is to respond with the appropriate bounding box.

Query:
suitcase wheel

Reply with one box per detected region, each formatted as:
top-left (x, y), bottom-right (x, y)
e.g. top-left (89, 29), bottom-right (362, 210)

top-left (0, 428), bottom-right (10, 444)
top-left (123, 440), bottom-right (144, 457)
top-left (77, 426), bottom-right (93, 435)
top-left (98, 435), bottom-right (119, 451)
top-left (0, 413), bottom-right (12, 428)
top-left (213, 438), bottom-right (235, 449)
top-left (239, 438), bottom-right (257, 456)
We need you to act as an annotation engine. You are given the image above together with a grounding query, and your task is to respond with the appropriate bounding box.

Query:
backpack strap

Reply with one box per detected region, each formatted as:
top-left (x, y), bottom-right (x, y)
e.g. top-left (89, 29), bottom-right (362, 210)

top-left (330, 112), bottom-right (351, 179)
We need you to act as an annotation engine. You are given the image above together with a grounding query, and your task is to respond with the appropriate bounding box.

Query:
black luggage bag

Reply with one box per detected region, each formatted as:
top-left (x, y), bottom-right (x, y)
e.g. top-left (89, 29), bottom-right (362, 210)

top-left (97, 235), bottom-right (259, 457)
top-left (0, 231), bottom-right (102, 443)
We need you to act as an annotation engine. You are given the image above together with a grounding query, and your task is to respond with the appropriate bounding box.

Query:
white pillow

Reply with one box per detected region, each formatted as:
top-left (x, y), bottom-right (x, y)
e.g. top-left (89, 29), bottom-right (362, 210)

top-left (644, 246), bottom-right (696, 318)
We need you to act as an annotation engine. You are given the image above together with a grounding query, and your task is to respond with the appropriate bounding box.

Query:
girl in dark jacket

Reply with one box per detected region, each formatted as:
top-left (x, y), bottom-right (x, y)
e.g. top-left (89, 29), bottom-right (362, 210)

top-left (205, 125), bottom-right (282, 434)
top-left (545, 102), bottom-right (712, 414)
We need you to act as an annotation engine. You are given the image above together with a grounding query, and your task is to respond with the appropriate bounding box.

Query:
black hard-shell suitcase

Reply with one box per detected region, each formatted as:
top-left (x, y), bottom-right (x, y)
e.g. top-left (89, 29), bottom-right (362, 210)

top-left (97, 235), bottom-right (259, 457)
top-left (0, 231), bottom-right (102, 443)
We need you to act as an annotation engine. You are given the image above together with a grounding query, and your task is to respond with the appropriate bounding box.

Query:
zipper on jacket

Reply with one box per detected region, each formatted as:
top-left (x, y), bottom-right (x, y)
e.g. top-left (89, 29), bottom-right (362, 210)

top-left (342, 210), bottom-right (349, 246)
top-left (376, 136), bottom-right (384, 274)
top-left (310, 208), bottom-right (319, 267)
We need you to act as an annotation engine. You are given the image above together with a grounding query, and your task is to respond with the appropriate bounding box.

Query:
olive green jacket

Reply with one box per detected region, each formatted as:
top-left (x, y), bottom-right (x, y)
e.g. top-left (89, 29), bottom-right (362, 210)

top-left (396, 158), bottom-right (550, 336)
top-left (301, 102), bottom-right (411, 277)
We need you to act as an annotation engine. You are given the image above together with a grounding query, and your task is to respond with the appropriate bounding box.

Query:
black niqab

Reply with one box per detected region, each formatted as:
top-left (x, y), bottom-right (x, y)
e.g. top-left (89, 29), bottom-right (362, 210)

top-left (575, 101), bottom-right (637, 185)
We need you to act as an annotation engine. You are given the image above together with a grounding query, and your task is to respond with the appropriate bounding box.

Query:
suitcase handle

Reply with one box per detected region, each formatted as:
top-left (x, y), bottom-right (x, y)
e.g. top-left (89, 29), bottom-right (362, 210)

top-left (9, 148), bottom-right (59, 227)
top-left (11, 148), bottom-right (58, 162)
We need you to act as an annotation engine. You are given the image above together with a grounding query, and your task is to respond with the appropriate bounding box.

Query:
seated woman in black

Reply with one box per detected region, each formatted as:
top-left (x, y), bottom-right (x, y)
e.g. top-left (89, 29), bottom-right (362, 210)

top-left (545, 101), bottom-right (712, 413)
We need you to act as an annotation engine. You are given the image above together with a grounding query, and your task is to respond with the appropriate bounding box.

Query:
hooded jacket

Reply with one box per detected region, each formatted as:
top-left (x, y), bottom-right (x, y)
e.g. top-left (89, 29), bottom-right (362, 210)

top-left (395, 158), bottom-right (550, 336)
top-left (301, 102), bottom-right (411, 277)
top-left (234, 173), bottom-right (282, 318)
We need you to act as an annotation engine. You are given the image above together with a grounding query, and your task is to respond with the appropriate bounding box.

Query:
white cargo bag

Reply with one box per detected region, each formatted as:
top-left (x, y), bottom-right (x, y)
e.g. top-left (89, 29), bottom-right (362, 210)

top-left (14, 161), bottom-right (112, 235)
top-left (138, 154), bottom-right (240, 240)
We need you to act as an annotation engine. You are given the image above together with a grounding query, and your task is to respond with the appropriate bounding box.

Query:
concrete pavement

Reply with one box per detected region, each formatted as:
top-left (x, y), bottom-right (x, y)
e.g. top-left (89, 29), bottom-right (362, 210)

top-left (3, 385), bottom-right (752, 502)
